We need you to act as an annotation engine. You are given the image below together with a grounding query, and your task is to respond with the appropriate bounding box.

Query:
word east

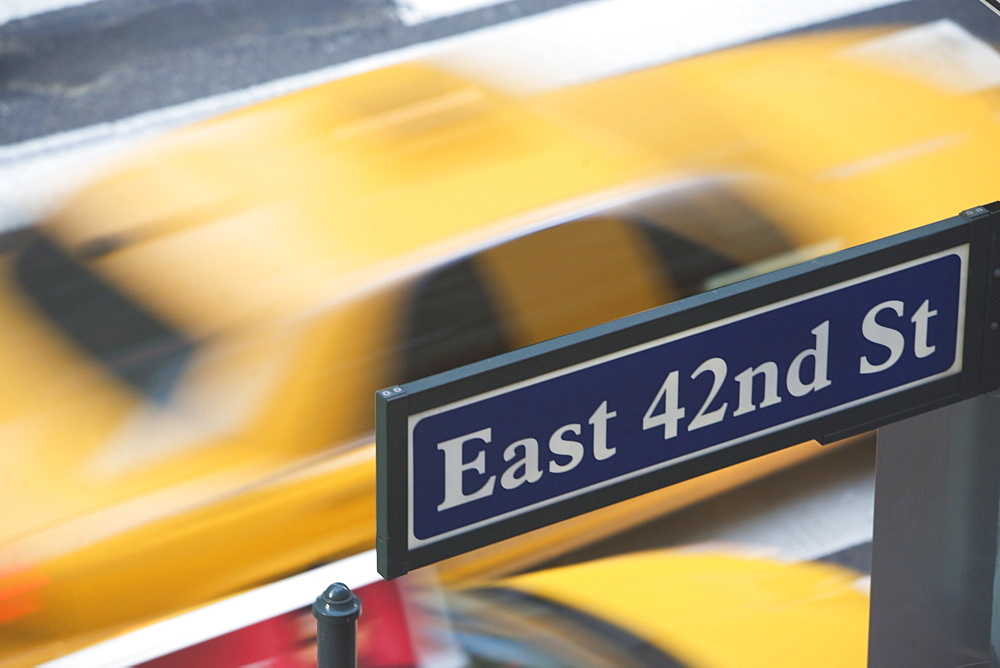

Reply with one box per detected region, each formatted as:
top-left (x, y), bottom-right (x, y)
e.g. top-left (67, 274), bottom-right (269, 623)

top-left (436, 401), bottom-right (616, 511)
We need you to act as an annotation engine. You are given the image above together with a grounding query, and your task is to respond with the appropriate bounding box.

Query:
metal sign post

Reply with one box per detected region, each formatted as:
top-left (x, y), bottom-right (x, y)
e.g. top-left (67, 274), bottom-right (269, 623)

top-left (869, 393), bottom-right (1000, 666)
top-left (377, 204), bottom-right (1000, 579)
top-left (313, 583), bottom-right (362, 668)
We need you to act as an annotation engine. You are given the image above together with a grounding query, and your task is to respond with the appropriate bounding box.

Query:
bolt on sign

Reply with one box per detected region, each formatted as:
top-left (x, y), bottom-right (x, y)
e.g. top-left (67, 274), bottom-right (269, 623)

top-left (376, 204), bottom-right (1000, 579)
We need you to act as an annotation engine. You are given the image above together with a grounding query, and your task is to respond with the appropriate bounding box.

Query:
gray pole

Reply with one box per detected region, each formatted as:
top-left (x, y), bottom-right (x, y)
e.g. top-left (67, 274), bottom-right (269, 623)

top-left (868, 394), bottom-right (1000, 666)
top-left (313, 582), bottom-right (362, 668)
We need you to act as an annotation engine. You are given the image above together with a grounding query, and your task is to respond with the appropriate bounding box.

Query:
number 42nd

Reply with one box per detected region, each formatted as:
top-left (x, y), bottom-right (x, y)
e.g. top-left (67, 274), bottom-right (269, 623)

top-left (642, 322), bottom-right (833, 440)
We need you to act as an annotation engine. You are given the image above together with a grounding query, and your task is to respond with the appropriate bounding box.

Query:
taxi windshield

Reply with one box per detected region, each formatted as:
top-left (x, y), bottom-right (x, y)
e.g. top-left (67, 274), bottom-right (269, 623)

top-left (438, 586), bottom-right (685, 667)
top-left (12, 231), bottom-right (194, 402)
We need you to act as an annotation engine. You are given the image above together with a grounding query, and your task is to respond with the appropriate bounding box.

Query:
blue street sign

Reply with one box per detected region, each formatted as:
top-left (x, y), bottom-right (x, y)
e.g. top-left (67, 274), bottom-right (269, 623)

top-left (408, 249), bottom-right (964, 545)
top-left (377, 206), bottom-right (1000, 579)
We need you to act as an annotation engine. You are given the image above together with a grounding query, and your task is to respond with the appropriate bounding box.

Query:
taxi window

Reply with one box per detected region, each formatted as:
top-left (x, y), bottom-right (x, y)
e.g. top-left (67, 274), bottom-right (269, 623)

top-left (472, 216), bottom-right (674, 348)
top-left (400, 183), bottom-right (793, 382)
top-left (12, 232), bottom-right (194, 402)
top-left (616, 184), bottom-right (794, 293)
top-left (438, 586), bottom-right (685, 667)
top-left (402, 257), bottom-right (510, 384)
top-left (632, 216), bottom-right (739, 298)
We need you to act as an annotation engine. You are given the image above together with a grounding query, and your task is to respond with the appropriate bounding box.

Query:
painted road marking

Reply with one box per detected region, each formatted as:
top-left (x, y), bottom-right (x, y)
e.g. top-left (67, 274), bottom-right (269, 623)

top-left (0, 0), bottom-right (104, 24)
top-left (396, 0), bottom-right (507, 26)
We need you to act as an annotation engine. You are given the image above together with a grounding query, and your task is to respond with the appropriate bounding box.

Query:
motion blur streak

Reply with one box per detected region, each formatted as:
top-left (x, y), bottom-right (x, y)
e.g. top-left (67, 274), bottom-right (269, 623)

top-left (4, 5), bottom-right (1000, 665)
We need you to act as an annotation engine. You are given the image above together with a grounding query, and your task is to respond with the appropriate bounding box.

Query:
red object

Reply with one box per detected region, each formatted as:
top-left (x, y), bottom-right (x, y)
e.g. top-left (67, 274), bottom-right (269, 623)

top-left (356, 579), bottom-right (418, 667)
top-left (140, 612), bottom-right (307, 668)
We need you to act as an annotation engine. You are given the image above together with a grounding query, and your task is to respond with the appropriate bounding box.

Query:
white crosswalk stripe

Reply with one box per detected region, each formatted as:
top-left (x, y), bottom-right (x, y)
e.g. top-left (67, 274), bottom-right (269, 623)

top-left (1, 0), bottom-right (512, 26)
top-left (0, 0), bottom-right (104, 24)
top-left (396, 0), bottom-right (508, 25)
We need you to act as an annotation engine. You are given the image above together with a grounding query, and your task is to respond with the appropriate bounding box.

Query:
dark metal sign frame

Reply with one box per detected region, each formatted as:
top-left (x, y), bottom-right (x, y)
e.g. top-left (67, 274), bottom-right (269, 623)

top-left (377, 204), bottom-right (1000, 579)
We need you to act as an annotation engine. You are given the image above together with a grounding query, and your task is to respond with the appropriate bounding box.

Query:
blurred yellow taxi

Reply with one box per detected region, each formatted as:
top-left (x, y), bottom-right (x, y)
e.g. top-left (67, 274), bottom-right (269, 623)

top-left (1, 21), bottom-right (998, 664)
top-left (435, 548), bottom-right (869, 667)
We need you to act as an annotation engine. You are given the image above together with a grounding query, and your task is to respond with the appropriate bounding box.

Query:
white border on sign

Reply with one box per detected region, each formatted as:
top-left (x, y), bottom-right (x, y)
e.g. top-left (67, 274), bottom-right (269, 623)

top-left (407, 245), bottom-right (969, 549)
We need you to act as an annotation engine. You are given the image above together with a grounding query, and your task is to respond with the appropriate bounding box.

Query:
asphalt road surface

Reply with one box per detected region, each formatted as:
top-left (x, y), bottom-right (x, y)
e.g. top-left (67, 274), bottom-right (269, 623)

top-left (0, 0), bottom-right (588, 145)
top-left (1, 0), bottom-right (997, 146)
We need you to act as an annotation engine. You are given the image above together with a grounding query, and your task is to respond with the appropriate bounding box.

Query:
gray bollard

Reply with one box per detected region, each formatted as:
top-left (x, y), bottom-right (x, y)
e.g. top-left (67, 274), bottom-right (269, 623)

top-left (313, 582), bottom-right (362, 668)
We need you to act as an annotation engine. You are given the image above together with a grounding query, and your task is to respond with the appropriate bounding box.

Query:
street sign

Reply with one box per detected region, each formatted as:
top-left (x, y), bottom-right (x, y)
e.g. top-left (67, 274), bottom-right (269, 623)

top-left (376, 204), bottom-right (1000, 579)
